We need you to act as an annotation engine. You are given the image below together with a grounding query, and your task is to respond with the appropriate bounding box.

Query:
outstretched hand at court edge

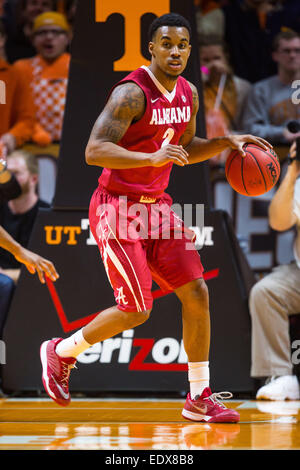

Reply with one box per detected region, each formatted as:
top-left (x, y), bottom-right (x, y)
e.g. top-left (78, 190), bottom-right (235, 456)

top-left (0, 225), bottom-right (59, 284)
top-left (225, 134), bottom-right (273, 157)
top-left (14, 247), bottom-right (59, 284)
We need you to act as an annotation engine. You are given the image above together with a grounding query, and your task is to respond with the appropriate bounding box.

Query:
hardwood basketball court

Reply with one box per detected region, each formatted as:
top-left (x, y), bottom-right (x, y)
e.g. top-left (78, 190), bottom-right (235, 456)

top-left (0, 397), bottom-right (299, 450)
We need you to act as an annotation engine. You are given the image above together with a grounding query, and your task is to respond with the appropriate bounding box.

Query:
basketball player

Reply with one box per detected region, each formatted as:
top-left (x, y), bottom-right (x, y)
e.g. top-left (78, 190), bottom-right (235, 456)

top-left (40, 13), bottom-right (271, 422)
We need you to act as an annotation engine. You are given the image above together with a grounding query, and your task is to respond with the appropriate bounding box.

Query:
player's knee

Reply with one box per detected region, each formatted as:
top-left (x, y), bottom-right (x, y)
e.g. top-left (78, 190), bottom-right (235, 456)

top-left (127, 308), bottom-right (152, 328)
top-left (182, 279), bottom-right (209, 309)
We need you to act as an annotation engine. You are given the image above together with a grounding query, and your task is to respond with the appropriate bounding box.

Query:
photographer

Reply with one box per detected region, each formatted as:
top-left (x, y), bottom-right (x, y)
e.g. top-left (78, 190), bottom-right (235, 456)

top-left (249, 140), bottom-right (300, 400)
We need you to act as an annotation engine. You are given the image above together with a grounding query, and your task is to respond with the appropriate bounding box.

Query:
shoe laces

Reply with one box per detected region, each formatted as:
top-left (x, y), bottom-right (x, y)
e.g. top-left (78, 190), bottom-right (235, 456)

top-left (61, 361), bottom-right (77, 386)
top-left (204, 391), bottom-right (233, 409)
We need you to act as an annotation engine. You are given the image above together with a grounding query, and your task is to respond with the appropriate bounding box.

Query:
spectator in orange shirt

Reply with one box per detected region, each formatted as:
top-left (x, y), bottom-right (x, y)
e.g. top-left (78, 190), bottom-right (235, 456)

top-left (13, 12), bottom-right (71, 146)
top-left (0, 20), bottom-right (35, 157)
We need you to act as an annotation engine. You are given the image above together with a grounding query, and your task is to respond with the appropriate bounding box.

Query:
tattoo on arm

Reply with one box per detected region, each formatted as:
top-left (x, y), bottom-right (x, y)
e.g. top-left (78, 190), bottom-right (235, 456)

top-left (90, 83), bottom-right (145, 144)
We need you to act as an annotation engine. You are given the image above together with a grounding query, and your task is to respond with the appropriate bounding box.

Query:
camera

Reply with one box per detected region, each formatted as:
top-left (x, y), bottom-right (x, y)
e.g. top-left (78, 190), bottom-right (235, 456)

top-left (287, 120), bottom-right (300, 161)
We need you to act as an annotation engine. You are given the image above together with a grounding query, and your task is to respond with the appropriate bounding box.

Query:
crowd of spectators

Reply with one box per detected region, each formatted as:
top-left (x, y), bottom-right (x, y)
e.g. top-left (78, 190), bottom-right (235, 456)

top-left (0, 0), bottom-right (73, 394)
top-left (1, 1), bottom-right (73, 153)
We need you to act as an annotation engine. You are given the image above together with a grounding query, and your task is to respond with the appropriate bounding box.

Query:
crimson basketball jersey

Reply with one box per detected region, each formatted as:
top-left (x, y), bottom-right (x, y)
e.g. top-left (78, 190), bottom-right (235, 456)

top-left (98, 66), bottom-right (193, 198)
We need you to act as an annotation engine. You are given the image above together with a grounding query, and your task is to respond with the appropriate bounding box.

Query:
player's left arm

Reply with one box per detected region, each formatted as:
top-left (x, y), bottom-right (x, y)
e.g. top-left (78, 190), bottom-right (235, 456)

top-left (179, 82), bottom-right (273, 164)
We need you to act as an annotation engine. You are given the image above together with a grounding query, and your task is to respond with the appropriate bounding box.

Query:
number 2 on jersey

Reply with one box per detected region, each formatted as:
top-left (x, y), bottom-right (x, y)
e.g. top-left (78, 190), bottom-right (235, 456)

top-left (161, 128), bottom-right (175, 148)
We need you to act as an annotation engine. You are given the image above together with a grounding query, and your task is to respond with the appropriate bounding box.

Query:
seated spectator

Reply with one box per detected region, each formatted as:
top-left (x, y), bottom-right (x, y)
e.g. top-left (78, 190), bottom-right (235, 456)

top-left (222, 0), bottom-right (287, 83)
top-left (0, 155), bottom-right (58, 396)
top-left (13, 11), bottom-right (71, 147)
top-left (0, 19), bottom-right (35, 157)
top-left (242, 30), bottom-right (300, 145)
top-left (249, 141), bottom-right (300, 400)
top-left (4, 0), bottom-right (55, 63)
top-left (0, 150), bottom-right (50, 286)
top-left (199, 34), bottom-right (252, 164)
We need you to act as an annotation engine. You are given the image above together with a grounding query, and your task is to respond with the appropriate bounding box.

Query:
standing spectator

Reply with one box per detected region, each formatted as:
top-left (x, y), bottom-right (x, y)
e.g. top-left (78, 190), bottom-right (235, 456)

top-left (199, 34), bottom-right (252, 164)
top-left (222, 0), bottom-right (286, 83)
top-left (200, 34), bottom-right (252, 134)
top-left (0, 19), bottom-right (35, 157)
top-left (242, 30), bottom-right (300, 145)
top-left (13, 11), bottom-right (71, 146)
top-left (4, 0), bottom-right (55, 63)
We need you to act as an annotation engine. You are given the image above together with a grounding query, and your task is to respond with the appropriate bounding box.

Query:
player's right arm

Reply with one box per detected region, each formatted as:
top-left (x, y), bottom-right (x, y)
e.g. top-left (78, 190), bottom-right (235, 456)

top-left (85, 82), bottom-right (189, 169)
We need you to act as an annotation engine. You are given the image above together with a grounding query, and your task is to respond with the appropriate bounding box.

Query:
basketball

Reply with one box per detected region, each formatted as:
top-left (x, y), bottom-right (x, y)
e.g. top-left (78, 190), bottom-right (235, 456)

top-left (225, 143), bottom-right (280, 196)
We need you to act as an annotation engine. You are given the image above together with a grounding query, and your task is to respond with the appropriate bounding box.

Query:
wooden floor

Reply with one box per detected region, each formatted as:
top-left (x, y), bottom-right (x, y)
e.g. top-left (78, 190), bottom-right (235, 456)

top-left (0, 397), bottom-right (299, 450)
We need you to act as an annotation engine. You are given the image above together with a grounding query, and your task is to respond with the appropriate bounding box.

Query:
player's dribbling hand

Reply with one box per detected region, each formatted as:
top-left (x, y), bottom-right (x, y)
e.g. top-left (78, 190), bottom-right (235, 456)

top-left (150, 144), bottom-right (189, 167)
top-left (226, 134), bottom-right (273, 157)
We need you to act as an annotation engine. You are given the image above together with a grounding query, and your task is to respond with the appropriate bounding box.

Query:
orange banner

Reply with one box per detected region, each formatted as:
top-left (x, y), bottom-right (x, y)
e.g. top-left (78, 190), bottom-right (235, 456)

top-left (95, 0), bottom-right (170, 71)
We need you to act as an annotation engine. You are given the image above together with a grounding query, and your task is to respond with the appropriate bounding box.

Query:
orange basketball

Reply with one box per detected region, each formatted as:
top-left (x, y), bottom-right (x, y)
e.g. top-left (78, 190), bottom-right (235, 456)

top-left (225, 143), bottom-right (280, 196)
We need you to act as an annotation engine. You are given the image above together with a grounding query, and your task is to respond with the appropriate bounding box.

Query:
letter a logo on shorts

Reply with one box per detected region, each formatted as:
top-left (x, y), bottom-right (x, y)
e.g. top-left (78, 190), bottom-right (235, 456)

top-left (116, 287), bottom-right (128, 305)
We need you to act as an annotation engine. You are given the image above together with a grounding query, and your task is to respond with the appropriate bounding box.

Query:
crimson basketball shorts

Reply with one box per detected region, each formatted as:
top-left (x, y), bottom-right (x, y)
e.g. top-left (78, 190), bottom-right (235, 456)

top-left (89, 185), bottom-right (204, 312)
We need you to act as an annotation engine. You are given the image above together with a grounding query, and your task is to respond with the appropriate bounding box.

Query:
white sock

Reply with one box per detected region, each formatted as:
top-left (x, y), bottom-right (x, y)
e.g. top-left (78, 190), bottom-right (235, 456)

top-left (56, 329), bottom-right (92, 358)
top-left (188, 361), bottom-right (210, 399)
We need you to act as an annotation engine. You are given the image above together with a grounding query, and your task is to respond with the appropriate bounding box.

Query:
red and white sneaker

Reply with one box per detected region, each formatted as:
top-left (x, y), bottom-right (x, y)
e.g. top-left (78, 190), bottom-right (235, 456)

top-left (40, 338), bottom-right (76, 406)
top-left (182, 388), bottom-right (240, 423)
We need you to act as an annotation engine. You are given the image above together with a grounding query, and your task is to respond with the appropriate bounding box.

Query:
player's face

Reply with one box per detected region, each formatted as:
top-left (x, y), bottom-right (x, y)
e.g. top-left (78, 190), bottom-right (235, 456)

top-left (149, 26), bottom-right (191, 80)
top-left (33, 25), bottom-right (69, 61)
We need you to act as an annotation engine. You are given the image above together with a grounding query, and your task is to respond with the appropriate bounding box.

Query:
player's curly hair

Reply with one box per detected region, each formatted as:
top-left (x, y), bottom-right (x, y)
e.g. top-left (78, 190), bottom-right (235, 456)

top-left (148, 13), bottom-right (192, 41)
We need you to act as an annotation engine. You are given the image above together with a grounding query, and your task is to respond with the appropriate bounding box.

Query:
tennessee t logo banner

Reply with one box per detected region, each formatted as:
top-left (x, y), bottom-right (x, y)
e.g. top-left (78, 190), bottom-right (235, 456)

top-left (95, 0), bottom-right (170, 71)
